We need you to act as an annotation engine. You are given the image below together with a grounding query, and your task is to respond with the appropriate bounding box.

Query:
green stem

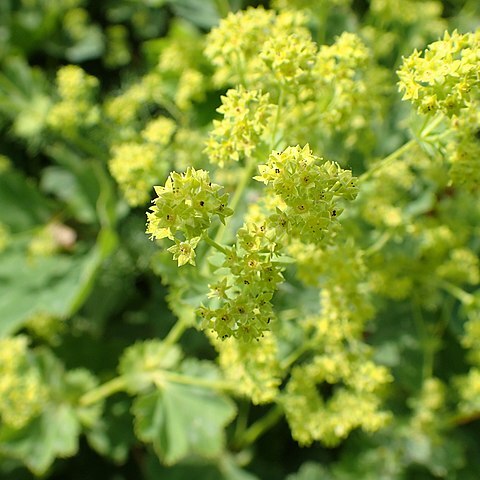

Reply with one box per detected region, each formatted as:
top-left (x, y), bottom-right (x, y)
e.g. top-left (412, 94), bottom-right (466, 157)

top-left (68, 132), bottom-right (108, 161)
top-left (361, 113), bottom-right (445, 182)
top-left (235, 404), bottom-right (283, 449)
top-left (363, 231), bottom-right (392, 257)
top-left (269, 88), bottom-right (285, 151)
top-left (360, 139), bottom-right (416, 182)
top-left (412, 297), bottom-right (433, 380)
top-left (158, 371), bottom-right (234, 392)
top-left (161, 97), bottom-right (187, 126)
top-left (80, 369), bottom-right (236, 407)
top-left (80, 375), bottom-right (127, 406)
top-left (280, 342), bottom-right (311, 370)
top-left (162, 316), bottom-right (190, 348)
top-left (204, 234), bottom-right (230, 255)
top-left (212, 155), bottom-right (257, 246)
top-left (233, 401), bottom-right (250, 447)
top-left (449, 410), bottom-right (480, 426)
top-left (437, 279), bottom-right (475, 306)
top-left (214, 0), bottom-right (230, 17)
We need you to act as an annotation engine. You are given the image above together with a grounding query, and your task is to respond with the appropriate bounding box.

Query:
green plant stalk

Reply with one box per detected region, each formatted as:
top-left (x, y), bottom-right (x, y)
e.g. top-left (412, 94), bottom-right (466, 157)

top-left (210, 85), bottom-right (286, 250)
top-left (213, 155), bottom-right (257, 246)
top-left (204, 234), bottom-right (230, 255)
top-left (80, 370), bottom-right (236, 407)
top-left (162, 315), bottom-right (190, 348)
top-left (67, 131), bottom-right (109, 161)
top-left (269, 88), bottom-right (285, 151)
top-left (80, 375), bottom-right (128, 406)
top-left (157, 371), bottom-right (235, 392)
top-left (360, 139), bottom-right (416, 182)
top-left (234, 404), bottom-right (284, 449)
top-left (361, 113), bottom-right (445, 182)
top-left (214, 0), bottom-right (230, 17)
top-left (412, 296), bottom-right (433, 380)
top-left (449, 410), bottom-right (480, 426)
top-left (363, 231), bottom-right (392, 257)
top-left (437, 279), bottom-right (475, 305)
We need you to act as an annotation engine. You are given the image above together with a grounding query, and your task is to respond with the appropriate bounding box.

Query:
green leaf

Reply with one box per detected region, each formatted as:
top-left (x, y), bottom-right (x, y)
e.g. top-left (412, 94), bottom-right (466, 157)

top-left (41, 166), bottom-right (98, 224)
top-left (0, 228), bottom-right (117, 336)
top-left (86, 397), bottom-right (136, 464)
top-left (0, 349), bottom-right (101, 476)
top-left (0, 169), bottom-right (51, 232)
top-left (0, 404), bottom-right (80, 475)
top-left (168, 0), bottom-right (220, 29)
top-left (65, 26), bottom-right (104, 62)
top-left (133, 380), bottom-right (236, 465)
top-left (286, 462), bottom-right (332, 480)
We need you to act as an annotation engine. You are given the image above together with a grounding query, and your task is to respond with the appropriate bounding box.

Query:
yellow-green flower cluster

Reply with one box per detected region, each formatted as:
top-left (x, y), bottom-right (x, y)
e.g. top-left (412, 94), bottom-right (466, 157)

top-left (370, 0), bottom-right (443, 27)
top-left (25, 311), bottom-right (65, 345)
top-left (27, 224), bottom-right (60, 257)
top-left (156, 20), bottom-right (207, 111)
top-left (362, 0), bottom-right (446, 63)
top-left (456, 368), bottom-right (480, 416)
top-left (0, 336), bottom-right (48, 429)
top-left (104, 25), bottom-right (131, 68)
top-left (255, 145), bottom-right (358, 245)
top-left (447, 104), bottom-right (480, 191)
top-left (104, 73), bottom-right (165, 126)
top-left (0, 154), bottom-right (11, 173)
top-left (157, 20), bottom-right (205, 74)
top-left (398, 30), bottom-right (480, 116)
top-left (175, 69), bottom-right (205, 111)
top-left (109, 143), bottom-right (164, 207)
top-left (146, 168), bottom-right (232, 265)
top-left (205, 7), bottom-right (308, 87)
top-left (408, 377), bottom-right (446, 431)
top-left (63, 7), bottom-right (91, 42)
top-left (199, 221), bottom-right (284, 341)
top-left (205, 87), bottom-right (274, 166)
top-left (48, 65), bottom-right (100, 133)
top-left (282, 351), bottom-right (392, 446)
top-left (273, 0), bottom-right (351, 10)
top-left (213, 332), bottom-right (281, 404)
top-left (297, 243), bottom-right (375, 343)
top-left (141, 117), bottom-right (176, 146)
top-left (437, 248), bottom-right (479, 285)
top-left (313, 32), bottom-right (382, 134)
top-left (257, 28), bottom-right (317, 91)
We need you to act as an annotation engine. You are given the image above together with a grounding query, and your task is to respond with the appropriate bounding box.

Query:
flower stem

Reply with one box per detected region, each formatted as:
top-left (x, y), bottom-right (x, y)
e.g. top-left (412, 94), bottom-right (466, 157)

top-left (80, 376), bottom-right (127, 406)
top-left (437, 279), bottom-right (475, 305)
top-left (361, 113), bottom-right (445, 182)
top-left (212, 155), bottom-right (257, 247)
top-left (162, 316), bottom-right (190, 348)
top-left (361, 139), bottom-right (416, 182)
top-left (234, 404), bottom-right (283, 449)
top-left (204, 234), bottom-right (230, 255)
top-left (158, 371), bottom-right (235, 392)
top-left (214, 0), bottom-right (230, 17)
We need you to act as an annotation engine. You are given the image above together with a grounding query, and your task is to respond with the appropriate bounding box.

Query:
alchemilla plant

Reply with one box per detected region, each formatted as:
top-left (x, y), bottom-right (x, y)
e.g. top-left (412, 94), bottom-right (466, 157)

top-left (0, 0), bottom-right (479, 478)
